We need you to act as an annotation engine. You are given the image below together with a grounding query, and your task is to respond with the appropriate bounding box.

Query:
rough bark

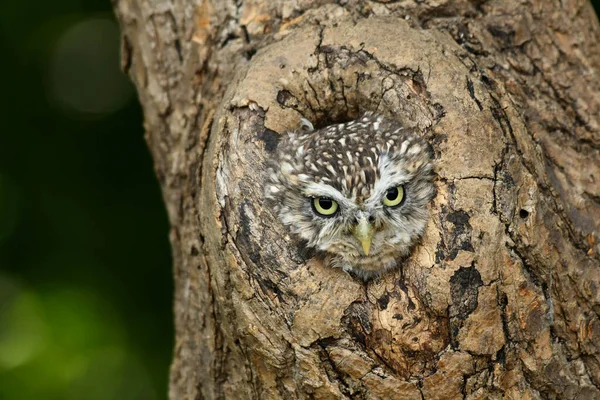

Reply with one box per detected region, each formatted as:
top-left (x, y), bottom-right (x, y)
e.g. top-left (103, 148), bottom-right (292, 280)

top-left (113, 0), bottom-right (600, 399)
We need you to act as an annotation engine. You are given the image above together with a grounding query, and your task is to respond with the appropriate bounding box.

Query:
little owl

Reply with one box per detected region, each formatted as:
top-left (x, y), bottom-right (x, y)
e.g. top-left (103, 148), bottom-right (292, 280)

top-left (266, 112), bottom-right (434, 280)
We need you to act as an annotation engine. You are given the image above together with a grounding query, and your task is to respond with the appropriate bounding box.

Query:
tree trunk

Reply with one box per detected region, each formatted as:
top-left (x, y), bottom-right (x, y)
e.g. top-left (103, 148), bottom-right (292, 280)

top-left (113, 0), bottom-right (600, 398)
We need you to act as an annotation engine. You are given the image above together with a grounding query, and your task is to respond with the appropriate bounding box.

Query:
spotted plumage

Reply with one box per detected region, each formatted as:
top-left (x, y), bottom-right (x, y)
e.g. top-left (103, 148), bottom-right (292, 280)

top-left (266, 112), bottom-right (434, 280)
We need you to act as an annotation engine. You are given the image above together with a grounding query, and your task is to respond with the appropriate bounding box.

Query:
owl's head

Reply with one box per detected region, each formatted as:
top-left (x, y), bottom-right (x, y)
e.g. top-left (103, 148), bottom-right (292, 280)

top-left (266, 113), bottom-right (434, 278)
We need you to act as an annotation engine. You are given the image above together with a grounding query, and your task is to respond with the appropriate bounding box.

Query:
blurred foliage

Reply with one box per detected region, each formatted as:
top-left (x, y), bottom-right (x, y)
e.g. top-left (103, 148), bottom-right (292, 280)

top-left (0, 1), bottom-right (599, 399)
top-left (0, 1), bottom-right (172, 399)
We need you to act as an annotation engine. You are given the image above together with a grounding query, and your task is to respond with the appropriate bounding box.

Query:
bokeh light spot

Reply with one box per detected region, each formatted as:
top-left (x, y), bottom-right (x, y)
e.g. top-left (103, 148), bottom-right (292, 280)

top-left (0, 278), bottom-right (157, 400)
top-left (48, 17), bottom-right (133, 117)
top-left (0, 276), bottom-right (45, 370)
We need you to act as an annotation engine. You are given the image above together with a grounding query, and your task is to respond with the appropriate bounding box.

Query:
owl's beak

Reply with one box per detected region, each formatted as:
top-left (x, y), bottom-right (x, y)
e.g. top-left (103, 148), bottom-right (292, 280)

top-left (353, 217), bottom-right (375, 256)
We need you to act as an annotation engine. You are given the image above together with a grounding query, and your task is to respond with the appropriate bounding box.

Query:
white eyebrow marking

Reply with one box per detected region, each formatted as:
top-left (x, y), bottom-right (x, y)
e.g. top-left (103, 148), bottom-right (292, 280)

top-left (302, 181), bottom-right (356, 207)
top-left (364, 154), bottom-right (410, 208)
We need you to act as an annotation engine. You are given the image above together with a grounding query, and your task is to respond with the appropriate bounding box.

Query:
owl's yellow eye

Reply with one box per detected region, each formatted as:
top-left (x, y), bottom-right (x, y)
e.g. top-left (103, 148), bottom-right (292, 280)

top-left (312, 197), bottom-right (339, 216)
top-left (383, 185), bottom-right (404, 207)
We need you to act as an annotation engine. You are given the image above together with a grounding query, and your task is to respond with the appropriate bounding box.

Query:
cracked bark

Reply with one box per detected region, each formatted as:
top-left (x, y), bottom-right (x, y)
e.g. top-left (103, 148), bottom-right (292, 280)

top-left (113, 0), bottom-right (600, 399)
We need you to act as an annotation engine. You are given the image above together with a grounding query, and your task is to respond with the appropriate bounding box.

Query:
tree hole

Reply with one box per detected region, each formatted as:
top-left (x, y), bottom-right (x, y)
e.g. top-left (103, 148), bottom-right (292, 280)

top-left (519, 209), bottom-right (529, 219)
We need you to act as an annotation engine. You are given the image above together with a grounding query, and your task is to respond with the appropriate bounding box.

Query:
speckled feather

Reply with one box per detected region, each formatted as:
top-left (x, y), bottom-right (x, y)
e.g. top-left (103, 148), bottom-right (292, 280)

top-left (266, 112), bottom-right (434, 280)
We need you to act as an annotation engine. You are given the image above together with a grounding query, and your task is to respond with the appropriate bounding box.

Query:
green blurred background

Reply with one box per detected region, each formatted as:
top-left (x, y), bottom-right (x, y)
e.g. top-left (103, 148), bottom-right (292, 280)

top-left (0, 1), bottom-right (171, 399)
top-left (1, 1), bottom-right (599, 399)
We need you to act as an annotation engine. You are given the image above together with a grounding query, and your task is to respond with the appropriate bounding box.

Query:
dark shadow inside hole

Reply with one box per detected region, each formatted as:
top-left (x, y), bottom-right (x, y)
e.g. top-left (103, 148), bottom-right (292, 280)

top-left (310, 110), bottom-right (362, 130)
top-left (519, 209), bottom-right (529, 219)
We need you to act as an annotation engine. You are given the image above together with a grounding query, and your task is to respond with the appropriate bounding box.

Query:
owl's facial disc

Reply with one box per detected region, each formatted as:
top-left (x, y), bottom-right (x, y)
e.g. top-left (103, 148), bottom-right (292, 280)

top-left (267, 113), bottom-right (435, 278)
top-left (306, 183), bottom-right (408, 257)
